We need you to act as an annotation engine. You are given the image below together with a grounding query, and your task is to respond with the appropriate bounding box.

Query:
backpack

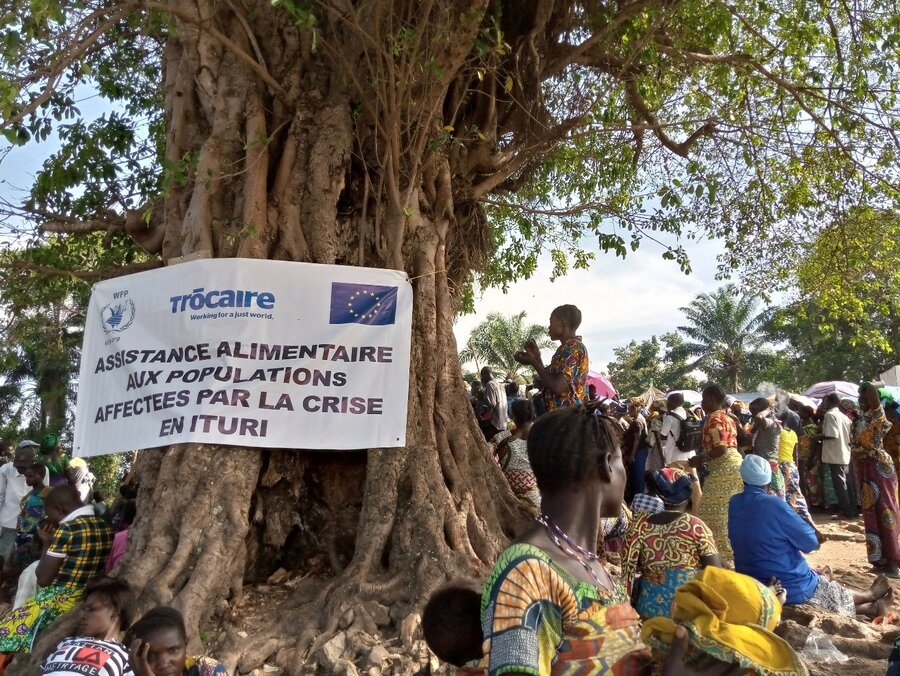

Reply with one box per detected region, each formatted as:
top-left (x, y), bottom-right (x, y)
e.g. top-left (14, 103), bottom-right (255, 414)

top-left (667, 411), bottom-right (703, 454)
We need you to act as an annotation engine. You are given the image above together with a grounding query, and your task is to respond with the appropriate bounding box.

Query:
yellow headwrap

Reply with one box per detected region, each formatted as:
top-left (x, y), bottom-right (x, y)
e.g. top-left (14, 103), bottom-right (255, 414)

top-left (628, 396), bottom-right (645, 407)
top-left (641, 567), bottom-right (808, 675)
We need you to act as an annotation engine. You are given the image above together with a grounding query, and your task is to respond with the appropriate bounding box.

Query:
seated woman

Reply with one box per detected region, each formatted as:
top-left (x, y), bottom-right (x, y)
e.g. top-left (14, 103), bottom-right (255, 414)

top-left (492, 399), bottom-right (540, 509)
top-left (42, 578), bottom-right (135, 676)
top-left (622, 468), bottom-right (721, 619)
top-left (729, 454), bottom-right (893, 618)
top-left (480, 404), bottom-right (732, 675)
top-left (127, 606), bottom-right (226, 676)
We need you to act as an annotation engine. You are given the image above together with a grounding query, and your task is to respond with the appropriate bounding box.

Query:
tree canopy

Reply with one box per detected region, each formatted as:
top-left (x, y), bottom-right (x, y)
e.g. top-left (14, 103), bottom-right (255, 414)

top-left (3, 1), bottom-right (900, 671)
top-left (605, 332), bottom-right (700, 397)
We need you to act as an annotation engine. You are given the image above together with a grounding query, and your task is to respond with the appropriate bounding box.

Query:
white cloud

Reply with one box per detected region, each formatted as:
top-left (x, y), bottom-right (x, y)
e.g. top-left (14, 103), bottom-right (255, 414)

top-left (453, 234), bottom-right (727, 371)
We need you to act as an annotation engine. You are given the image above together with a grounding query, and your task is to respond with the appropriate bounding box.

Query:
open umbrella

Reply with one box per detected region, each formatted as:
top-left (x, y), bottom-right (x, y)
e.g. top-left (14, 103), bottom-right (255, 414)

top-left (803, 381), bottom-right (859, 400)
top-left (787, 392), bottom-right (819, 409)
top-left (668, 389), bottom-right (703, 405)
top-left (587, 371), bottom-right (616, 398)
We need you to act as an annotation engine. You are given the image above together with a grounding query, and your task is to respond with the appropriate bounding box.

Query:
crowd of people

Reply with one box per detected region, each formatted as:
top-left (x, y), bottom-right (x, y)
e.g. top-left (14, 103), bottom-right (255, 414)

top-left (446, 302), bottom-right (899, 674)
top-left (0, 434), bottom-right (227, 675)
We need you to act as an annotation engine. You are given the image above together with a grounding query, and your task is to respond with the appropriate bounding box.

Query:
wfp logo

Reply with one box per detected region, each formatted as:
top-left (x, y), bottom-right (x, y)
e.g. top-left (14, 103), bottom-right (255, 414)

top-left (100, 293), bottom-right (135, 334)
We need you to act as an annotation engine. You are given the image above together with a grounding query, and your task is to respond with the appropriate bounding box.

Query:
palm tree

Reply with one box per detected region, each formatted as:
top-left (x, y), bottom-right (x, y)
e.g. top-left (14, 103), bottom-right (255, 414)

top-left (459, 311), bottom-right (553, 380)
top-left (674, 285), bottom-right (767, 393)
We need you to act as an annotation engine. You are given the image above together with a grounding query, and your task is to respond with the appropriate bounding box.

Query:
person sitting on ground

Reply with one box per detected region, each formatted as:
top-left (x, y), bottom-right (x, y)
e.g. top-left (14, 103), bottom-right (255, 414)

top-left (622, 468), bottom-right (720, 619)
top-left (514, 304), bottom-right (588, 412)
top-left (492, 399), bottom-right (540, 509)
top-left (480, 404), bottom-right (739, 675)
top-left (0, 485), bottom-right (113, 655)
top-left (729, 454), bottom-right (892, 618)
top-left (41, 578), bottom-right (136, 676)
top-left (423, 580), bottom-right (483, 669)
top-left (106, 500), bottom-right (136, 574)
top-left (127, 606), bottom-right (227, 676)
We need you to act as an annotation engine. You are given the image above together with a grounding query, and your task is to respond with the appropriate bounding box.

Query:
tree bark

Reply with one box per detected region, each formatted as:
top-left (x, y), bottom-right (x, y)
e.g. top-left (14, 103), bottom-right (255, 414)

top-left (11, 2), bottom-right (533, 672)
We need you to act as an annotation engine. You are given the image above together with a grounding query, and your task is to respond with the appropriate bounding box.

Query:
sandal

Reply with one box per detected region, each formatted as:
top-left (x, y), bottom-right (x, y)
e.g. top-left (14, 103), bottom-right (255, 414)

top-left (873, 612), bottom-right (900, 625)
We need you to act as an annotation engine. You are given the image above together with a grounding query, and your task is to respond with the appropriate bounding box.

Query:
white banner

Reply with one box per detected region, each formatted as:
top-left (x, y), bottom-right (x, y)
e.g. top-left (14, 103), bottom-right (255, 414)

top-left (74, 259), bottom-right (413, 457)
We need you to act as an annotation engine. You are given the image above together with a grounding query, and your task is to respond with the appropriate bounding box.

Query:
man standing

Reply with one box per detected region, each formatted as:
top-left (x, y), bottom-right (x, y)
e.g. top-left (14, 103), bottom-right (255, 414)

top-left (819, 393), bottom-right (857, 520)
top-left (515, 304), bottom-right (588, 412)
top-left (0, 441), bottom-right (38, 567)
top-left (479, 367), bottom-right (508, 440)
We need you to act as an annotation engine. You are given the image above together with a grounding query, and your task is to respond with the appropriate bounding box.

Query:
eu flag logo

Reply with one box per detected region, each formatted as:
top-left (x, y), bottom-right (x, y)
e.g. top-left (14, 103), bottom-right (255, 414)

top-left (329, 282), bottom-right (398, 325)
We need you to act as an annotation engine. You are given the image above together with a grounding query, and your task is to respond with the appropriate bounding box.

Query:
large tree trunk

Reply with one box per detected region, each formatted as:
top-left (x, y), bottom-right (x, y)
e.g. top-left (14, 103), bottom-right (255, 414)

top-left (12, 2), bottom-right (533, 673)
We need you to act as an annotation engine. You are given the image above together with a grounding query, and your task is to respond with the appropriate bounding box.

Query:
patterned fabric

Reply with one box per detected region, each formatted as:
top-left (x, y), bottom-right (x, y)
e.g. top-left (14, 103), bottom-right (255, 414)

top-left (543, 337), bottom-right (588, 412)
top-left (494, 433), bottom-right (541, 509)
top-left (851, 406), bottom-right (900, 564)
top-left (42, 636), bottom-right (134, 675)
top-left (481, 543), bottom-right (650, 675)
top-left (185, 656), bottom-right (228, 676)
top-left (630, 493), bottom-right (664, 516)
top-left (14, 488), bottom-right (45, 568)
top-left (885, 419), bottom-right (900, 478)
top-left (696, 448), bottom-right (743, 562)
top-left (806, 575), bottom-right (856, 617)
top-left (642, 567), bottom-right (808, 676)
top-left (779, 461), bottom-right (816, 529)
top-left (47, 515), bottom-right (114, 588)
top-left (799, 423), bottom-right (822, 507)
top-left (766, 459), bottom-right (786, 499)
top-left (702, 410), bottom-right (737, 454)
top-left (0, 586), bottom-right (84, 653)
top-left (622, 512), bottom-right (718, 619)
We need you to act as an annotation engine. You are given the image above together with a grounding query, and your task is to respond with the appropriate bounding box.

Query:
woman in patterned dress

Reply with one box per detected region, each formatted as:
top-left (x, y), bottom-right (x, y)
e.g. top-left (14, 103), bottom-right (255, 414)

top-left (479, 405), bottom-right (732, 675)
top-left (622, 468), bottom-right (720, 619)
top-left (691, 385), bottom-right (744, 563)
top-left (492, 399), bottom-right (541, 509)
top-left (852, 382), bottom-right (900, 577)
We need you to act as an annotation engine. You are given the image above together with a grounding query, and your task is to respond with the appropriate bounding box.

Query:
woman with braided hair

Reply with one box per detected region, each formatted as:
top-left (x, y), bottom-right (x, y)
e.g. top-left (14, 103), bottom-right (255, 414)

top-left (479, 404), bottom-right (741, 675)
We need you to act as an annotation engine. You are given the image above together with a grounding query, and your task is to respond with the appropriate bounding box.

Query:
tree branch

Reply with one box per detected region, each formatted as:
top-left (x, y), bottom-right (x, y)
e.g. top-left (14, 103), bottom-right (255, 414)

top-left (625, 81), bottom-right (715, 157)
top-left (12, 260), bottom-right (163, 281)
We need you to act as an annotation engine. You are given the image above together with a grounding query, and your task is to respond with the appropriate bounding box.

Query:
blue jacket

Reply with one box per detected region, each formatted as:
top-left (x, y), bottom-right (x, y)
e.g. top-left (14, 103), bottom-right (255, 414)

top-left (728, 485), bottom-right (819, 603)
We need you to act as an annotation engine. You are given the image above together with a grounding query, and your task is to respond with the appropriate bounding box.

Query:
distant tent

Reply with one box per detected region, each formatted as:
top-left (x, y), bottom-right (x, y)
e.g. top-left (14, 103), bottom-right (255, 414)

top-left (640, 385), bottom-right (667, 405)
top-left (882, 366), bottom-right (900, 387)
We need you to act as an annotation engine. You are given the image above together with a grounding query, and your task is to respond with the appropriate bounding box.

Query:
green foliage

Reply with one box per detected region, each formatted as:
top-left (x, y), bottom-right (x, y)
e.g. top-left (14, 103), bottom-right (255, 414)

top-left (606, 333), bottom-right (700, 398)
top-left (459, 311), bottom-right (553, 381)
top-left (672, 285), bottom-right (770, 393)
top-left (89, 452), bottom-right (126, 498)
top-left (794, 209), bottom-right (900, 359)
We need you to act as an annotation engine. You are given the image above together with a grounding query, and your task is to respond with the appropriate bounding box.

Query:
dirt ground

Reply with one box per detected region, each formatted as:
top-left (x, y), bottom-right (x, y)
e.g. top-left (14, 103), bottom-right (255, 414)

top-left (777, 512), bottom-right (899, 676)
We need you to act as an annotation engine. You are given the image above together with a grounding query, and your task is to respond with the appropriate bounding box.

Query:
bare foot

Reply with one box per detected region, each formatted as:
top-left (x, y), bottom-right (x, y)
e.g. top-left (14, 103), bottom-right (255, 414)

top-left (871, 574), bottom-right (891, 599)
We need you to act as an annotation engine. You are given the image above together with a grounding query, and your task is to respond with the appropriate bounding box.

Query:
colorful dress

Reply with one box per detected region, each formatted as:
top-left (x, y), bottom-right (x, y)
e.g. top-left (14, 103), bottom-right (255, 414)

top-left (622, 512), bottom-right (718, 619)
top-left (481, 543), bottom-right (651, 675)
top-left (778, 429), bottom-right (816, 529)
top-left (696, 410), bottom-right (743, 562)
top-left (494, 432), bottom-right (541, 509)
top-left (851, 407), bottom-right (899, 564)
top-left (542, 337), bottom-right (588, 412)
top-left (0, 511), bottom-right (112, 653)
top-left (185, 656), bottom-right (228, 675)
top-left (799, 422), bottom-right (822, 507)
top-left (14, 488), bottom-right (45, 568)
